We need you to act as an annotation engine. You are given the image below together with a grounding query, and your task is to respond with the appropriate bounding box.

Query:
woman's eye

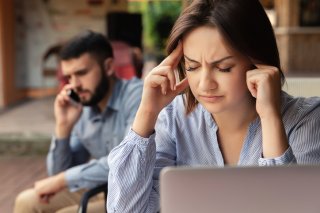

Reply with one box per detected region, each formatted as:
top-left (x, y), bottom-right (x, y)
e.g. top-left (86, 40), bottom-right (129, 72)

top-left (217, 67), bottom-right (232, 72)
top-left (185, 66), bottom-right (198, 72)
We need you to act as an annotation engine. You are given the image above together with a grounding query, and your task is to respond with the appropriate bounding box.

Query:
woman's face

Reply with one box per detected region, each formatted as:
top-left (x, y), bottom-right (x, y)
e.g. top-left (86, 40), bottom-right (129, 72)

top-left (182, 26), bottom-right (254, 115)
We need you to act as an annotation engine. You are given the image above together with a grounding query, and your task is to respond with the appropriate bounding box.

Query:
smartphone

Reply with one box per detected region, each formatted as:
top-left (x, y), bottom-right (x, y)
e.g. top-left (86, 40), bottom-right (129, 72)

top-left (67, 89), bottom-right (80, 103)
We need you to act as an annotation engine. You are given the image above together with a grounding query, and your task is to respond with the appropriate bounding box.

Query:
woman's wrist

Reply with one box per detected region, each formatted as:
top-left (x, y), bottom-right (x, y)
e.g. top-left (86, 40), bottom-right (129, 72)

top-left (260, 114), bottom-right (288, 158)
top-left (132, 107), bottom-right (160, 138)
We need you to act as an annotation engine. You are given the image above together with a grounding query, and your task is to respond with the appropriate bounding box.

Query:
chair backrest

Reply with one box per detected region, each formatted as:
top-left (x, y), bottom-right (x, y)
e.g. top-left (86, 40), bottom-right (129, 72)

top-left (77, 182), bottom-right (108, 213)
top-left (42, 43), bottom-right (67, 90)
top-left (111, 40), bottom-right (143, 79)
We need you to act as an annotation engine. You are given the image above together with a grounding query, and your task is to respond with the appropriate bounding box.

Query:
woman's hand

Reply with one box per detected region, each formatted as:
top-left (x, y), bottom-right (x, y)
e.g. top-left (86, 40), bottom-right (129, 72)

top-left (247, 64), bottom-right (288, 158)
top-left (132, 42), bottom-right (189, 137)
top-left (142, 42), bottom-right (188, 114)
top-left (246, 64), bottom-right (282, 119)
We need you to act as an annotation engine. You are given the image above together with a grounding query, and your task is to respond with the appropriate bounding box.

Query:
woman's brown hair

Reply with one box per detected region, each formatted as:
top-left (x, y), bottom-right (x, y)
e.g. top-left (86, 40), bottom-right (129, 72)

top-left (166, 0), bottom-right (283, 114)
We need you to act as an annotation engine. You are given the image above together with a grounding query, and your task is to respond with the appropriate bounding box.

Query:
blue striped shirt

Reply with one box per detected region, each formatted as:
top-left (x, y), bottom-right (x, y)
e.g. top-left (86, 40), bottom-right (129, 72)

top-left (107, 91), bottom-right (320, 213)
top-left (47, 77), bottom-right (143, 191)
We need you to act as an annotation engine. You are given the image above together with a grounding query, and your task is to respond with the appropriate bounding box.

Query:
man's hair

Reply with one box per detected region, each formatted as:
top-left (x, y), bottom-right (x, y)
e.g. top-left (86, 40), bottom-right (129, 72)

top-left (60, 30), bottom-right (113, 65)
top-left (166, 0), bottom-right (284, 114)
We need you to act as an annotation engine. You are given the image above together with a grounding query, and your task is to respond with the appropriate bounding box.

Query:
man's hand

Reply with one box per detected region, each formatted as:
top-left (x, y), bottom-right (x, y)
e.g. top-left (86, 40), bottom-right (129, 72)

top-left (54, 84), bottom-right (83, 139)
top-left (34, 172), bottom-right (67, 204)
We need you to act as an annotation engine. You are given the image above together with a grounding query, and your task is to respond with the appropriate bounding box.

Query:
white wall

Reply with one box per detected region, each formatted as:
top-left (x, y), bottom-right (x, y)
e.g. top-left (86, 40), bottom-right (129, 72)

top-left (283, 77), bottom-right (320, 97)
top-left (14, 0), bottom-right (127, 89)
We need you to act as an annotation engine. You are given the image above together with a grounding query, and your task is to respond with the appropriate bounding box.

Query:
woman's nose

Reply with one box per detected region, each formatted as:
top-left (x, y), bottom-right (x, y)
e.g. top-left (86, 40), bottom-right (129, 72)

top-left (198, 68), bottom-right (218, 91)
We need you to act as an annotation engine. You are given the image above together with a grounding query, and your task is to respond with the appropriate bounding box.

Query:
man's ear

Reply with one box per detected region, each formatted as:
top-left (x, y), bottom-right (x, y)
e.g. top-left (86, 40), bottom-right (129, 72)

top-left (104, 58), bottom-right (114, 76)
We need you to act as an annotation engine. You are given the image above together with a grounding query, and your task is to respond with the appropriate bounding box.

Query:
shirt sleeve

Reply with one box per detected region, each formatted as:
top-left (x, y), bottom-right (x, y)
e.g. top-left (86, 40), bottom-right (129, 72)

top-left (65, 156), bottom-right (110, 192)
top-left (259, 99), bottom-right (320, 166)
top-left (258, 146), bottom-right (296, 166)
top-left (48, 128), bottom-right (111, 191)
top-left (47, 132), bottom-right (90, 176)
top-left (107, 98), bottom-right (182, 213)
top-left (288, 104), bottom-right (320, 164)
top-left (107, 130), bottom-right (159, 213)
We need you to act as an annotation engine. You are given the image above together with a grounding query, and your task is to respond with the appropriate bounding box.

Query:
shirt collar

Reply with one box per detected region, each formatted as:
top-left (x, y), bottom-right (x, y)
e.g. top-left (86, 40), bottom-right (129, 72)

top-left (106, 78), bottom-right (122, 112)
top-left (199, 103), bottom-right (260, 131)
top-left (87, 78), bottom-right (122, 119)
top-left (199, 104), bottom-right (218, 130)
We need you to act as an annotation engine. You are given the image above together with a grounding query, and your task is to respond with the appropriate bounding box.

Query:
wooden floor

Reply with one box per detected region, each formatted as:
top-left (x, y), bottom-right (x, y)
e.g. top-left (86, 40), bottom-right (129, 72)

top-left (0, 156), bottom-right (47, 213)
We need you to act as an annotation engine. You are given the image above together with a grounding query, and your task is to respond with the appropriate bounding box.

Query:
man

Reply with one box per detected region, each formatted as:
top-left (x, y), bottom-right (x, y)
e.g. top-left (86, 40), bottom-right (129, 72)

top-left (14, 30), bottom-right (143, 212)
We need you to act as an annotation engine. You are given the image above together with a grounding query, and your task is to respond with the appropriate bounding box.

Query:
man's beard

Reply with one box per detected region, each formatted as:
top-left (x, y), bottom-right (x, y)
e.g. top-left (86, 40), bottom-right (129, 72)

top-left (82, 73), bottom-right (109, 106)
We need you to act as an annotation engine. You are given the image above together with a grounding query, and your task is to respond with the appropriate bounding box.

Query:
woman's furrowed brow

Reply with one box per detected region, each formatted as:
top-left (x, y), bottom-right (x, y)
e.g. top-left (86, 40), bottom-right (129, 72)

top-left (184, 55), bottom-right (234, 64)
top-left (184, 55), bottom-right (199, 63)
top-left (210, 56), bottom-right (234, 65)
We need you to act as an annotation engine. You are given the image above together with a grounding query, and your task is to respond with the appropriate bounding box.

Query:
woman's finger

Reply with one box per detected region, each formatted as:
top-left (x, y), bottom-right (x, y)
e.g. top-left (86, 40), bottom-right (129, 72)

top-left (148, 74), bottom-right (169, 89)
top-left (149, 65), bottom-right (177, 91)
top-left (246, 74), bottom-right (258, 98)
top-left (159, 42), bottom-right (183, 68)
top-left (167, 68), bottom-right (177, 91)
top-left (254, 64), bottom-right (278, 71)
top-left (246, 64), bottom-right (281, 99)
top-left (160, 78), bottom-right (170, 95)
top-left (175, 78), bottom-right (189, 94)
top-left (150, 65), bottom-right (172, 76)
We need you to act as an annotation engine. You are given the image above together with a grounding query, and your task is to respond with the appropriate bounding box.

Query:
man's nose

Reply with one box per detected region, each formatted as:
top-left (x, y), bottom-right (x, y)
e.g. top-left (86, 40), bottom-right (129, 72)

top-left (69, 76), bottom-right (80, 88)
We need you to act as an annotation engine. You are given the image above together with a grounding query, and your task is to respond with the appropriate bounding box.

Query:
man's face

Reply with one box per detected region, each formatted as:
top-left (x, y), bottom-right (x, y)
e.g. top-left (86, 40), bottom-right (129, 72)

top-left (61, 53), bottom-right (109, 106)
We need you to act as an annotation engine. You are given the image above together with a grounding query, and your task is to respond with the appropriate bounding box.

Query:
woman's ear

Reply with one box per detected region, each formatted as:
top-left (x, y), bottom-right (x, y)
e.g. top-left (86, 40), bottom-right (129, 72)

top-left (104, 58), bottom-right (114, 76)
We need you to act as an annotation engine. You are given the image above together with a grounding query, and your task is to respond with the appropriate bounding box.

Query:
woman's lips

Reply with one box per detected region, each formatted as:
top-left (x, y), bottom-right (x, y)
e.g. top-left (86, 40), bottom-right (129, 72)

top-left (199, 95), bottom-right (223, 103)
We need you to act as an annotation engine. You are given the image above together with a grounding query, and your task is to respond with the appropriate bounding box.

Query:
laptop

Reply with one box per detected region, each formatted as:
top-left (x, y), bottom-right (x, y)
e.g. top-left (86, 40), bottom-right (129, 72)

top-left (160, 166), bottom-right (320, 213)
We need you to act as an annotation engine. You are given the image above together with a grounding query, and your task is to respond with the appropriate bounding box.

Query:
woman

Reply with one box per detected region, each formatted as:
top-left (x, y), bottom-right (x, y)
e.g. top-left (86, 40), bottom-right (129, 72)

top-left (107, 0), bottom-right (320, 212)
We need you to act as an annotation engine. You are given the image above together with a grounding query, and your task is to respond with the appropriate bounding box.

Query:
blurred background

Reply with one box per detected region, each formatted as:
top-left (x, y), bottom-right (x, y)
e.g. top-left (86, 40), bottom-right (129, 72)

top-left (1, 0), bottom-right (320, 108)
top-left (0, 0), bottom-right (319, 211)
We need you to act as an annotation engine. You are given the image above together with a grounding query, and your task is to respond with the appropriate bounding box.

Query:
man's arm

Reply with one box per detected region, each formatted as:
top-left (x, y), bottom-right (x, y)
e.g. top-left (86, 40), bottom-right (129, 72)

top-left (50, 79), bottom-right (144, 192)
top-left (64, 156), bottom-right (110, 191)
top-left (47, 84), bottom-right (88, 175)
top-left (34, 173), bottom-right (66, 204)
top-left (47, 129), bottom-right (90, 176)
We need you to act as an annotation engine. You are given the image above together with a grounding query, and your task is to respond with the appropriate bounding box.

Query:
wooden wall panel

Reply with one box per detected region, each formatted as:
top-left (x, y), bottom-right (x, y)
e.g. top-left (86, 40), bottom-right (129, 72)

top-left (0, 0), bottom-right (25, 108)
